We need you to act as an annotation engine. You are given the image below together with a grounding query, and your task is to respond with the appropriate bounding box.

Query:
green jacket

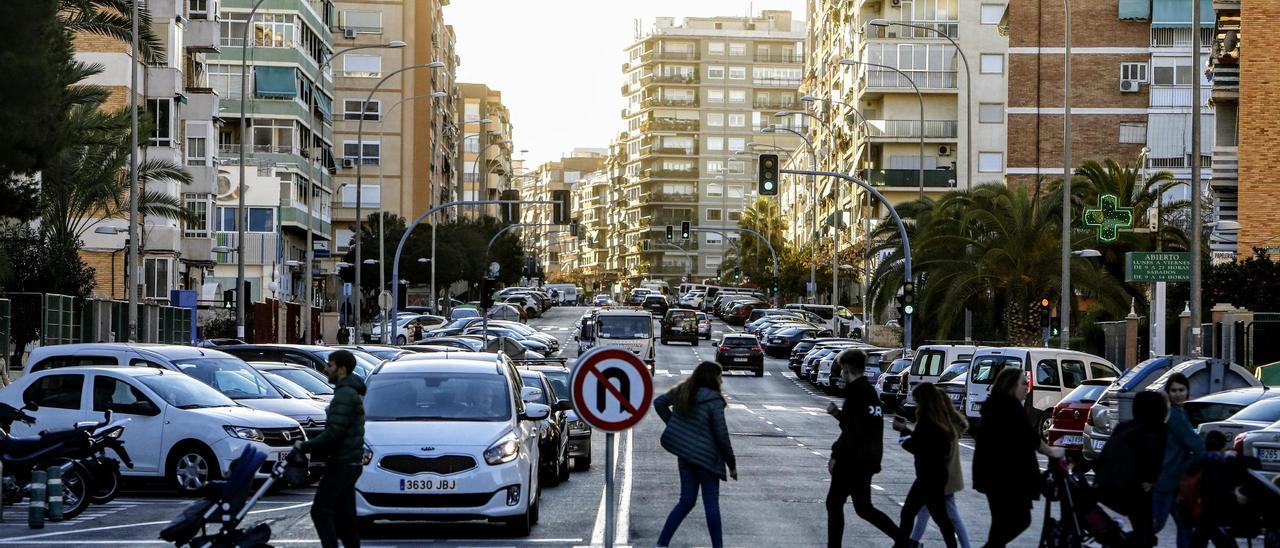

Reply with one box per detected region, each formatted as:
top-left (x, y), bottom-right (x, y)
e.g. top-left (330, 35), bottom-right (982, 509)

top-left (299, 374), bottom-right (366, 464)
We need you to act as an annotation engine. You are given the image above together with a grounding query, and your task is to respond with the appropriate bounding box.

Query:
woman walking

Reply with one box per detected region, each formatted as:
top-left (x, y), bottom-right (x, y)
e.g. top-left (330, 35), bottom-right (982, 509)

top-left (973, 367), bottom-right (1065, 548)
top-left (1153, 372), bottom-right (1203, 548)
top-left (654, 361), bottom-right (737, 548)
top-left (909, 385), bottom-right (972, 548)
top-left (893, 383), bottom-right (960, 548)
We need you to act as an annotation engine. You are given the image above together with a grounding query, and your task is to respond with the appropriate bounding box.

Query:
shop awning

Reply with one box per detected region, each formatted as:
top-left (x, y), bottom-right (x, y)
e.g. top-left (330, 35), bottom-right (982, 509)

top-left (1151, 0), bottom-right (1214, 27)
top-left (254, 66), bottom-right (296, 99)
top-left (1118, 0), bottom-right (1150, 20)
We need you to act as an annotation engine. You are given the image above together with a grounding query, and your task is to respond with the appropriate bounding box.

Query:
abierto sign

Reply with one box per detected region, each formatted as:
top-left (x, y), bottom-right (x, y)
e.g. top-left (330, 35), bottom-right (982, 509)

top-left (1125, 251), bottom-right (1191, 282)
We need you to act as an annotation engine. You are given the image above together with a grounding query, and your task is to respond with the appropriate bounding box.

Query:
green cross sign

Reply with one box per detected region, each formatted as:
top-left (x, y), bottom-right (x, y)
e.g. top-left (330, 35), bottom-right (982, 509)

top-left (1083, 194), bottom-right (1133, 242)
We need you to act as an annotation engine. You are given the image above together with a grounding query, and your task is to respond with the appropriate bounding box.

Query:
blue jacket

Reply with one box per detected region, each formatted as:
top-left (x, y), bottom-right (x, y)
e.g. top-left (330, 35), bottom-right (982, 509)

top-left (1156, 406), bottom-right (1205, 492)
top-left (655, 387), bottom-right (736, 480)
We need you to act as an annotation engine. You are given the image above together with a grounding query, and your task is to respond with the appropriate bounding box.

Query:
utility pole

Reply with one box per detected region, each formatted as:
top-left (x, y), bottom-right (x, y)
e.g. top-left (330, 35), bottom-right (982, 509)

top-left (1190, 0), bottom-right (1203, 355)
top-left (127, 0), bottom-right (140, 341)
top-left (1060, 0), bottom-right (1073, 349)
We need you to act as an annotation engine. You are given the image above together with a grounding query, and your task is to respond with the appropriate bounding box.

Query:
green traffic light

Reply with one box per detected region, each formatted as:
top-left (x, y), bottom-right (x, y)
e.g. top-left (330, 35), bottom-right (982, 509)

top-left (903, 304), bottom-right (915, 315)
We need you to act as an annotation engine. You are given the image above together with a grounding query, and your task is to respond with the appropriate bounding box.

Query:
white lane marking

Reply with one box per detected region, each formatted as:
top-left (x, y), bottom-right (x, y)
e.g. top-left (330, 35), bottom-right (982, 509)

top-left (812, 451), bottom-right (824, 456)
top-left (680, 369), bottom-right (693, 374)
top-left (0, 502), bottom-right (313, 542)
top-left (727, 403), bottom-right (749, 410)
top-left (872, 484), bottom-right (886, 491)
top-left (764, 405), bottom-right (788, 411)
top-left (774, 427), bottom-right (784, 432)
top-left (617, 428), bottom-right (634, 546)
top-left (2, 541), bottom-right (587, 546)
top-left (959, 442), bottom-right (975, 450)
top-left (800, 407), bottom-right (824, 412)
top-left (590, 429), bottom-right (625, 546)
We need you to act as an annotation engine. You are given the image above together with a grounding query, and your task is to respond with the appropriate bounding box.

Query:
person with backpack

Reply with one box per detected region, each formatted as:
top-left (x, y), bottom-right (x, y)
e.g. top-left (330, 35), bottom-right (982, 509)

top-left (1154, 373), bottom-right (1204, 548)
top-left (892, 382), bottom-right (961, 548)
top-left (654, 361), bottom-right (737, 548)
top-left (824, 349), bottom-right (900, 547)
top-left (1180, 430), bottom-right (1240, 548)
top-left (1095, 390), bottom-right (1168, 547)
top-left (973, 367), bottom-right (1065, 548)
top-left (908, 385), bottom-right (972, 548)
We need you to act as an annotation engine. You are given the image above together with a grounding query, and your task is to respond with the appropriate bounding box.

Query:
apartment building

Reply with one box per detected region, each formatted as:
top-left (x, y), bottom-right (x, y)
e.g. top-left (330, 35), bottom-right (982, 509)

top-left (1233, 0), bottom-right (1280, 258)
top-left (76, 0), bottom-right (225, 303)
top-left (516, 150), bottom-right (608, 279)
top-left (1209, 0), bottom-right (1239, 259)
top-left (620, 11), bottom-right (806, 286)
top-left (456, 83), bottom-right (514, 220)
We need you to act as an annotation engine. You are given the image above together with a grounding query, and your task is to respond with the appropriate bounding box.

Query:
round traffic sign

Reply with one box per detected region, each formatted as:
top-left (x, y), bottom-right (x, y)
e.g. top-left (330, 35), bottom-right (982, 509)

top-left (570, 346), bottom-right (654, 432)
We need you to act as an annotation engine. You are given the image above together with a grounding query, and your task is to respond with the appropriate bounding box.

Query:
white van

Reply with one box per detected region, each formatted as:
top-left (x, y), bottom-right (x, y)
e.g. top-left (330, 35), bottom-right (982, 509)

top-left (901, 345), bottom-right (979, 418)
top-left (593, 310), bottom-right (656, 372)
top-left (545, 283), bottom-right (579, 305)
top-left (964, 347), bottom-right (1120, 434)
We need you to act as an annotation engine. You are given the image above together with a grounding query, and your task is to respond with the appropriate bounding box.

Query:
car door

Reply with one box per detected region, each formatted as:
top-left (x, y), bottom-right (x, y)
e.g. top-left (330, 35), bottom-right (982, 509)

top-left (14, 372), bottom-right (89, 436)
top-left (90, 373), bottom-right (165, 474)
top-left (1032, 358), bottom-right (1062, 411)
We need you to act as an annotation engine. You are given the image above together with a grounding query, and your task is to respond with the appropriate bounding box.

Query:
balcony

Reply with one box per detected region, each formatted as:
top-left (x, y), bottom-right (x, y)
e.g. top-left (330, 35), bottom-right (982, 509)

top-left (655, 51), bottom-right (699, 61)
top-left (647, 214), bottom-right (695, 227)
top-left (642, 191), bottom-right (698, 204)
top-left (1150, 85), bottom-right (1212, 108)
top-left (867, 20), bottom-right (959, 40)
top-left (642, 97), bottom-right (699, 109)
top-left (640, 168), bottom-right (699, 180)
top-left (1211, 146), bottom-right (1238, 188)
top-left (862, 69), bottom-right (957, 92)
top-left (640, 118), bottom-right (699, 132)
top-left (651, 264), bottom-right (693, 275)
top-left (650, 74), bottom-right (700, 85)
top-left (865, 119), bottom-right (958, 139)
top-left (1212, 65), bottom-right (1239, 98)
top-left (642, 144), bottom-right (699, 157)
top-left (1151, 27), bottom-right (1214, 48)
top-left (753, 52), bottom-right (804, 64)
top-left (752, 77), bottom-right (803, 88)
top-left (186, 19), bottom-right (221, 53)
top-left (753, 99), bottom-right (796, 110)
top-left (860, 168), bottom-right (958, 189)
top-left (212, 232), bottom-right (281, 266)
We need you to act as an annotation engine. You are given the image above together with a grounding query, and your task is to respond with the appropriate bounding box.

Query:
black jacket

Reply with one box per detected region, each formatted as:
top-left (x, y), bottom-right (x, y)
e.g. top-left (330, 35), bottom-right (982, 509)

top-left (972, 392), bottom-right (1042, 500)
top-left (902, 419), bottom-right (952, 487)
top-left (299, 374), bottom-right (366, 465)
top-left (1094, 418), bottom-right (1165, 515)
top-left (831, 377), bottom-right (885, 473)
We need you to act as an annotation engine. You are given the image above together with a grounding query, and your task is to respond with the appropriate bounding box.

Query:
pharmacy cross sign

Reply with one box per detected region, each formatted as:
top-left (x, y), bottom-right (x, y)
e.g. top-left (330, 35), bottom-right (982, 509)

top-left (1083, 194), bottom-right (1133, 242)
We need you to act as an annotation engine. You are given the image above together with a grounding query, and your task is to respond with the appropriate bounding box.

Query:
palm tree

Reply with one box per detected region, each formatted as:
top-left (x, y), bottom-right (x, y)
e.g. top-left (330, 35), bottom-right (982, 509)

top-left (59, 0), bottom-right (165, 64)
top-left (737, 197), bottom-right (788, 286)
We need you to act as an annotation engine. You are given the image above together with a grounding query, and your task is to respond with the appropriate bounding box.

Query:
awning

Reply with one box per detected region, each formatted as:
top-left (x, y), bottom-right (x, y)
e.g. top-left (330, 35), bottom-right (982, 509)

top-left (1151, 0), bottom-right (1214, 27)
top-left (1118, 0), bottom-right (1150, 20)
top-left (316, 93), bottom-right (332, 121)
top-left (254, 66), bottom-right (296, 99)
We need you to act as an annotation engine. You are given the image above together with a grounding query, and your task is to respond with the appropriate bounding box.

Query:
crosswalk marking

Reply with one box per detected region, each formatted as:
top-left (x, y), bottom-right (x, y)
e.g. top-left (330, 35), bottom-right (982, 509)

top-left (763, 405), bottom-right (788, 410)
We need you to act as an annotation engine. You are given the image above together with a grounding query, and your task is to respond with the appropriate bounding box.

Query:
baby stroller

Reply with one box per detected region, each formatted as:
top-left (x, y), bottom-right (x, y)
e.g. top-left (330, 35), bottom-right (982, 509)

top-left (1228, 468), bottom-right (1280, 547)
top-left (160, 445), bottom-right (307, 548)
top-left (1038, 458), bottom-right (1127, 548)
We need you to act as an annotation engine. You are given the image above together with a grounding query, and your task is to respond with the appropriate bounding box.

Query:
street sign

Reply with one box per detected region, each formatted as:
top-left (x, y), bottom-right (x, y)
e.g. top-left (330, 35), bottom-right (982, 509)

top-left (1125, 251), bottom-right (1191, 282)
top-left (378, 290), bottom-right (393, 310)
top-left (570, 346), bottom-right (653, 432)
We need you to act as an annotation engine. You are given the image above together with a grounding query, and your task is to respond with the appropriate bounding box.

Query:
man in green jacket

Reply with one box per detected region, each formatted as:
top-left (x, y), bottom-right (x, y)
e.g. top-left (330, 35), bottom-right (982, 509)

top-left (294, 349), bottom-right (366, 548)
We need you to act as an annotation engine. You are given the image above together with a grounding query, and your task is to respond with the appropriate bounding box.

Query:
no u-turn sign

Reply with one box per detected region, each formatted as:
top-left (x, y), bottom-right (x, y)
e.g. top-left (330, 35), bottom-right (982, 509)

top-left (570, 346), bottom-right (654, 432)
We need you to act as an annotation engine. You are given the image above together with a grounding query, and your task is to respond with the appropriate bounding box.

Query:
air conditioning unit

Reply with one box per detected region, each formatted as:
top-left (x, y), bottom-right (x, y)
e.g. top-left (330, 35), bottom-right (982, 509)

top-left (1120, 79), bottom-right (1141, 93)
top-left (938, 145), bottom-right (952, 156)
top-left (890, 0), bottom-right (901, 6)
top-left (341, 158), bottom-right (356, 169)
top-left (343, 27), bottom-right (358, 39)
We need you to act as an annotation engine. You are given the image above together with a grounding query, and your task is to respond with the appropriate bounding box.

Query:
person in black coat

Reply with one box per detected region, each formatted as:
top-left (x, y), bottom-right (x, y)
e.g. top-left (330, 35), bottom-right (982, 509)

top-left (824, 349), bottom-right (899, 547)
top-left (1094, 389), bottom-right (1167, 547)
top-left (972, 367), bottom-right (1065, 548)
top-left (894, 382), bottom-right (959, 548)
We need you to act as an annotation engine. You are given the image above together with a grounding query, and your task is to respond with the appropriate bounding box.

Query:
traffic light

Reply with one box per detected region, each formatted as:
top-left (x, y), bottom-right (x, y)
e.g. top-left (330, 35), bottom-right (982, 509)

top-left (223, 289), bottom-right (234, 309)
top-left (665, 225), bottom-right (674, 241)
top-left (1050, 317), bottom-right (1061, 338)
top-left (901, 281), bottom-right (915, 316)
top-left (680, 220), bottom-right (691, 240)
top-left (551, 190), bottom-right (572, 225)
top-left (500, 190), bottom-right (520, 223)
top-left (481, 278), bottom-right (495, 310)
top-left (1036, 297), bottom-right (1052, 326)
top-left (758, 153), bottom-right (779, 196)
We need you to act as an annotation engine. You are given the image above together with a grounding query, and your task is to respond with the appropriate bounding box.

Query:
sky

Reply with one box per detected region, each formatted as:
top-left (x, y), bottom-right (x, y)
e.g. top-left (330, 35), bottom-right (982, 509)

top-left (443, 0), bottom-right (809, 167)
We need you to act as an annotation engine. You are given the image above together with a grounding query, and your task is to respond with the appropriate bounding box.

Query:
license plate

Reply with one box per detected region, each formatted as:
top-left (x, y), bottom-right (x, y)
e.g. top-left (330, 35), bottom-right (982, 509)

top-left (1258, 448), bottom-right (1280, 463)
top-left (1091, 439), bottom-right (1105, 451)
top-left (1059, 435), bottom-right (1083, 447)
top-left (400, 478), bottom-right (458, 492)
top-left (969, 402), bottom-right (982, 414)
top-left (734, 357), bottom-right (748, 362)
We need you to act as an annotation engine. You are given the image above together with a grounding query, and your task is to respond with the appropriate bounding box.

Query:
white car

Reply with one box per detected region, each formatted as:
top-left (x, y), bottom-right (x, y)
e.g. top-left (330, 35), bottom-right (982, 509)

top-left (371, 314), bottom-right (448, 345)
top-left (0, 367), bottom-right (301, 493)
top-left (356, 354), bottom-right (549, 535)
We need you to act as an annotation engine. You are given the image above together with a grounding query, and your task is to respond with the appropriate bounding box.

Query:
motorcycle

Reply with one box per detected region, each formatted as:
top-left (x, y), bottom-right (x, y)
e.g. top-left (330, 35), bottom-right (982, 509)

top-left (0, 402), bottom-right (133, 519)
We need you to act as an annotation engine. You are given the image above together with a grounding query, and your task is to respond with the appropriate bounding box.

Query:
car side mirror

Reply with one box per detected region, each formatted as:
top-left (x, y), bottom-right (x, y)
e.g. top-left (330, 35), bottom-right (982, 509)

top-left (520, 386), bottom-right (543, 403)
top-left (522, 403), bottom-right (551, 421)
top-left (22, 400), bottom-right (39, 411)
top-left (553, 399), bottom-right (573, 412)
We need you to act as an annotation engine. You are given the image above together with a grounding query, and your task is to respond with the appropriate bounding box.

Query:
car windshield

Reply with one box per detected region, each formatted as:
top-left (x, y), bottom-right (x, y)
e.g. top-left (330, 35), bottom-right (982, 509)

top-left (540, 371), bottom-right (570, 403)
top-left (365, 372), bottom-right (511, 422)
top-left (137, 372), bottom-right (236, 409)
top-left (264, 371), bottom-right (312, 399)
top-left (315, 350), bottom-right (373, 379)
top-left (362, 348), bottom-right (404, 361)
top-left (1062, 383), bottom-right (1109, 404)
top-left (431, 338), bottom-right (483, 351)
top-left (443, 318), bottom-right (475, 330)
top-left (170, 358), bottom-right (282, 399)
top-left (268, 367), bottom-right (334, 395)
top-left (778, 327), bottom-right (809, 337)
top-left (969, 355), bottom-right (1025, 384)
top-left (938, 361), bottom-right (970, 383)
top-left (887, 358), bottom-right (913, 375)
top-left (469, 328), bottom-right (526, 340)
top-left (598, 316), bottom-right (651, 338)
top-left (1228, 398), bottom-right (1280, 422)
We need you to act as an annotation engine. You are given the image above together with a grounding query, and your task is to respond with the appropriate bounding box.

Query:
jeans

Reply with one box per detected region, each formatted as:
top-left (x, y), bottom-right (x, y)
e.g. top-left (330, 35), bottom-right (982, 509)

top-left (312, 463), bottom-right (363, 548)
top-left (897, 479), bottom-right (958, 548)
top-left (826, 467), bottom-right (899, 547)
top-left (657, 459), bottom-right (722, 548)
top-left (983, 494), bottom-right (1031, 548)
top-left (1152, 489), bottom-right (1191, 548)
top-left (911, 494), bottom-right (971, 548)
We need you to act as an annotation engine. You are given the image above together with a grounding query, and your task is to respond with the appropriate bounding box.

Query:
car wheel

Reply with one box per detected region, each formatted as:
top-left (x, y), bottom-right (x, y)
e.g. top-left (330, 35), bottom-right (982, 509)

top-left (504, 498), bottom-right (534, 536)
top-left (574, 452), bottom-right (592, 471)
top-left (1037, 410), bottom-right (1053, 441)
top-left (396, 335), bottom-right (406, 346)
top-left (557, 450), bottom-right (571, 482)
top-left (167, 443), bottom-right (221, 494)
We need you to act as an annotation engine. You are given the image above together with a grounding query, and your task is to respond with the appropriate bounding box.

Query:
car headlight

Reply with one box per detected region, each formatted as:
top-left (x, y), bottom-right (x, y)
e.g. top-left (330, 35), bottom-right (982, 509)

top-left (484, 435), bottom-right (521, 465)
top-left (224, 425), bottom-right (265, 442)
top-left (569, 419), bottom-right (591, 435)
top-left (362, 443), bottom-right (373, 466)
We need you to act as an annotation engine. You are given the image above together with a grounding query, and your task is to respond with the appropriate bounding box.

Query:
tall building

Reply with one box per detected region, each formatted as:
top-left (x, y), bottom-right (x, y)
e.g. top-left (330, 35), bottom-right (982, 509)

top-left (570, 140), bottom-right (629, 292)
top-left (1233, 0), bottom-right (1280, 258)
top-left (205, 0), bottom-right (337, 311)
top-left (517, 150), bottom-right (608, 279)
top-left (456, 83), bottom-right (514, 219)
top-left (620, 11), bottom-right (805, 286)
top-left (75, 0), bottom-right (225, 303)
top-left (1210, 0), bottom-right (1239, 260)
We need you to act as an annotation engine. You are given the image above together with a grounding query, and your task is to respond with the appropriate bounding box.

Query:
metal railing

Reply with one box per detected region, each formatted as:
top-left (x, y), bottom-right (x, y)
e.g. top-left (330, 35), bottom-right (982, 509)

top-left (867, 20), bottom-right (959, 39)
top-left (865, 119), bottom-right (959, 138)
top-left (643, 168), bottom-right (700, 179)
top-left (643, 192), bottom-right (699, 204)
top-left (642, 97), bottom-right (699, 108)
top-left (860, 168), bottom-right (958, 188)
top-left (652, 74), bottom-right (699, 84)
top-left (642, 118), bottom-right (700, 132)
top-left (1151, 27), bottom-right (1214, 48)
top-left (752, 78), bottom-right (803, 88)
top-left (753, 53), bottom-right (804, 63)
top-left (863, 69), bottom-right (957, 90)
top-left (753, 99), bottom-right (796, 110)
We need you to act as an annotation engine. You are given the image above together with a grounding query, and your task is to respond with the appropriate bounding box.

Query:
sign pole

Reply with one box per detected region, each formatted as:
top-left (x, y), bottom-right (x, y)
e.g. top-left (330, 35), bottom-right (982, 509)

top-left (605, 432), bottom-right (616, 548)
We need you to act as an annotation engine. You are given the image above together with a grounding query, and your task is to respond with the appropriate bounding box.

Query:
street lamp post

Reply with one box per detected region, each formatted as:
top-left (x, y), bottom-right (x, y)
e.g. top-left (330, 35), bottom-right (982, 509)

top-left (1061, 0), bottom-right (1073, 349)
top-left (235, 0), bottom-right (270, 340)
top-left (762, 124), bottom-right (818, 302)
top-left (839, 59), bottom-right (927, 199)
top-left (127, 0), bottom-right (141, 341)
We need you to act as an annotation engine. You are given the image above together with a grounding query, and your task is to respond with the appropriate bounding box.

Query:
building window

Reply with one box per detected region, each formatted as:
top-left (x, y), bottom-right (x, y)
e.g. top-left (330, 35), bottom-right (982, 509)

top-left (342, 140), bottom-right (380, 165)
top-left (727, 160), bottom-right (745, 174)
top-left (707, 89), bottom-right (724, 103)
top-left (207, 64), bottom-right (243, 99)
top-left (186, 135), bottom-right (207, 165)
top-left (1120, 122), bottom-right (1147, 144)
top-left (146, 99), bottom-right (173, 147)
top-left (705, 255), bottom-right (722, 269)
top-left (143, 257), bottom-right (171, 299)
top-left (728, 113), bottom-right (746, 127)
top-left (247, 207), bottom-right (274, 232)
top-left (706, 182), bottom-right (723, 197)
top-left (253, 13), bottom-right (296, 48)
top-left (978, 103), bottom-right (1004, 123)
top-left (705, 233), bottom-right (722, 245)
top-left (706, 208), bottom-right (722, 221)
top-left (706, 137), bottom-right (724, 151)
top-left (215, 206), bottom-right (236, 232)
top-left (728, 185), bottom-right (745, 199)
top-left (706, 161), bottom-right (724, 175)
top-left (980, 54), bottom-right (1004, 74)
top-left (708, 42), bottom-right (725, 55)
top-left (728, 210), bottom-right (742, 221)
top-left (1152, 61), bottom-right (1193, 85)
top-left (707, 65), bottom-right (725, 79)
top-left (339, 10), bottom-right (382, 33)
top-left (978, 152), bottom-right (1003, 172)
top-left (343, 54), bottom-right (381, 78)
top-left (189, 0), bottom-right (208, 17)
top-left (183, 195), bottom-right (209, 238)
top-left (980, 4), bottom-right (1005, 24)
top-left (729, 43), bottom-right (746, 56)
top-left (728, 89), bottom-right (746, 103)
top-left (252, 119), bottom-right (294, 154)
top-left (708, 113), bottom-right (724, 127)
top-left (1121, 62), bottom-right (1148, 83)
top-left (728, 138), bottom-right (746, 152)
top-left (343, 99), bottom-right (380, 121)
top-left (729, 66), bottom-right (747, 80)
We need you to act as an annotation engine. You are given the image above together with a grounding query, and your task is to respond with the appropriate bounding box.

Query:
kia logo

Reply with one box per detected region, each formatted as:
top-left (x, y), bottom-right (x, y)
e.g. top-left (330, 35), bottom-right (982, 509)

top-left (421, 446), bottom-right (436, 452)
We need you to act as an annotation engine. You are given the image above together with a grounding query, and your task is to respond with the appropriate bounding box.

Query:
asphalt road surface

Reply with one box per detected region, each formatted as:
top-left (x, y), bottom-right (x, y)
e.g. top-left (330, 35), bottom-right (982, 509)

top-left (0, 305), bottom-right (1176, 547)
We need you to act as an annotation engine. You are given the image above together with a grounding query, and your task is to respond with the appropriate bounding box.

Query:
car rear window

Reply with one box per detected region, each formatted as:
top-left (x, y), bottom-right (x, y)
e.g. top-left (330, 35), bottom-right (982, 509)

top-left (1186, 402), bottom-right (1247, 427)
top-left (723, 336), bottom-right (758, 347)
top-left (1227, 398), bottom-right (1280, 423)
top-left (1061, 383), bottom-right (1108, 404)
top-left (969, 355), bottom-right (1025, 384)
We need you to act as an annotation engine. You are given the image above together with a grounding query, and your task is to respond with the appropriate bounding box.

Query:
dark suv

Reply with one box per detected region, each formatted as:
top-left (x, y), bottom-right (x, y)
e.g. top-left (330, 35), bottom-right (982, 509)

top-left (660, 309), bottom-right (699, 346)
top-left (643, 294), bottom-right (670, 316)
top-left (715, 334), bottom-right (765, 377)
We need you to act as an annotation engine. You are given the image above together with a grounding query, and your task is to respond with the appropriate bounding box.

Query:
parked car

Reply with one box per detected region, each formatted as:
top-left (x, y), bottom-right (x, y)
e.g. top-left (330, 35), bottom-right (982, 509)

top-left (660, 309), bottom-right (699, 346)
top-left (216, 344), bottom-right (375, 380)
top-left (370, 314), bottom-right (448, 345)
top-left (678, 291), bottom-right (704, 310)
top-left (503, 295), bottom-right (540, 319)
top-left (490, 321), bottom-right (561, 355)
top-left (763, 326), bottom-right (828, 358)
top-left (2, 367), bottom-right (302, 493)
top-left (462, 327), bottom-right (551, 356)
top-left (515, 370), bottom-right (572, 486)
top-left (355, 354), bottom-right (548, 535)
top-left (1082, 355), bottom-right (1195, 460)
top-left (900, 345), bottom-right (979, 420)
top-left (789, 338), bottom-right (846, 370)
top-left (450, 306), bottom-right (482, 320)
top-left (520, 365), bottom-right (591, 470)
top-left (879, 365), bottom-right (912, 412)
top-left (1184, 387), bottom-right (1280, 429)
top-left (1046, 379), bottom-right (1113, 456)
top-left (642, 294), bottom-right (670, 316)
top-left (332, 345), bottom-right (412, 362)
top-left (695, 312), bottom-right (712, 340)
top-left (715, 335), bottom-right (765, 376)
top-left (249, 362), bottom-right (335, 402)
top-left (423, 317), bottom-right (486, 339)
top-left (963, 347), bottom-right (1119, 437)
top-left (1197, 393), bottom-right (1280, 443)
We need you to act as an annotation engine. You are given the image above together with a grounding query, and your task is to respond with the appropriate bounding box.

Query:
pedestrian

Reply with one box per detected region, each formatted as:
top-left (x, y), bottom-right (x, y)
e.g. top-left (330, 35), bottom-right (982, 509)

top-left (1153, 372), bottom-right (1204, 548)
top-left (412, 321), bottom-right (424, 344)
top-left (1095, 389), bottom-right (1167, 547)
top-left (292, 349), bottom-right (366, 548)
top-left (336, 326), bottom-right (350, 345)
top-left (909, 385), bottom-right (972, 548)
top-left (973, 367), bottom-right (1066, 548)
top-left (824, 349), bottom-right (900, 547)
top-left (654, 361), bottom-right (737, 548)
top-left (892, 383), bottom-right (960, 548)
top-left (1182, 430), bottom-right (1238, 548)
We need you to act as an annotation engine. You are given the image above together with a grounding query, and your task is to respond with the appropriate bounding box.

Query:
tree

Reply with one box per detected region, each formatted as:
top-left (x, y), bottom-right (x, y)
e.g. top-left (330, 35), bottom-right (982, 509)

top-left (1205, 249), bottom-right (1280, 313)
top-left (0, 0), bottom-right (74, 191)
top-left (0, 224), bottom-right (96, 374)
top-left (737, 197), bottom-right (789, 288)
top-left (58, 0), bottom-right (165, 64)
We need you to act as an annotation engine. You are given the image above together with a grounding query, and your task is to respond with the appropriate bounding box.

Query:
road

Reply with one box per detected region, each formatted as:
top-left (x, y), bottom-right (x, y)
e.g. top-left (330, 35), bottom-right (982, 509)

top-left (0, 305), bottom-right (1172, 547)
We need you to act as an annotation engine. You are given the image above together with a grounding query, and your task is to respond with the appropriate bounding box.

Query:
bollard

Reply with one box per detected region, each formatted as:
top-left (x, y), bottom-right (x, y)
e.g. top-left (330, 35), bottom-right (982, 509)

top-left (28, 470), bottom-right (45, 529)
top-left (46, 467), bottom-right (62, 522)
